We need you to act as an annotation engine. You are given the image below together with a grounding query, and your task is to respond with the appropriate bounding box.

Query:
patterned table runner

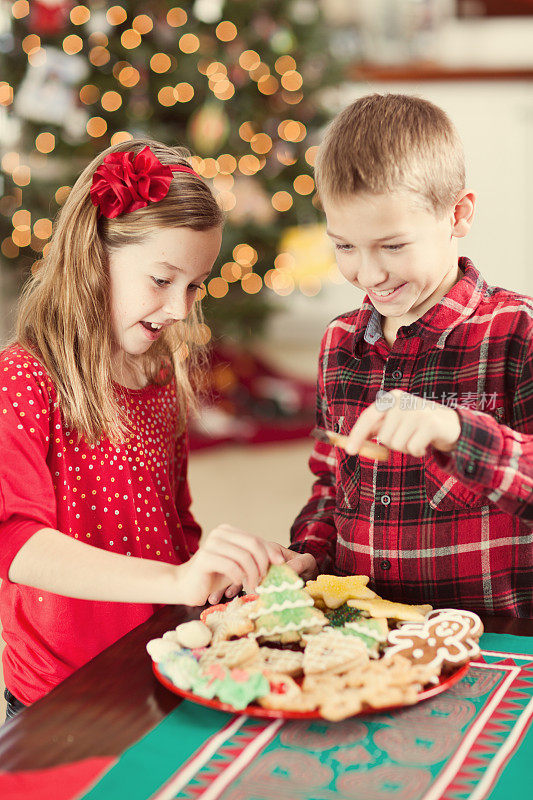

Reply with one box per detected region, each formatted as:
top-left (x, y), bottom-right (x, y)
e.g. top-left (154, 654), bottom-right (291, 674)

top-left (80, 633), bottom-right (533, 800)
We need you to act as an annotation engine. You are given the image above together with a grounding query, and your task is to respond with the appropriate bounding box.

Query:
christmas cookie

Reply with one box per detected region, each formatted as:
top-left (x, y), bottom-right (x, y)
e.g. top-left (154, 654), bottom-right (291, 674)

top-left (250, 564), bottom-right (327, 643)
top-left (258, 673), bottom-right (319, 713)
top-left (305, 574), bottom-right (377, 609)
top-left (302, 629), bottom-right (370, 675)
top-left (212, 612), bottom-right (254, 644)
top-left (347, 596), bottom-right (430, 622)
top-left (384, 609), bottom-right (483, 672)
top-left (199, 637), bottom-right (260, 670)
top-left (174, 620), bottom-right (213, 649)
top-left (257, 647), bottom-right (304, 678)
top-left (146, 637), bottom-right (182, 662)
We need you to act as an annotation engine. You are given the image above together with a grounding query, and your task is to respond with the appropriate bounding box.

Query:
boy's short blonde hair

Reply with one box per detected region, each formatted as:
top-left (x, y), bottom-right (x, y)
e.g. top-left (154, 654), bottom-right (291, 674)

top-left (315, 93), bottom-right (465, 215)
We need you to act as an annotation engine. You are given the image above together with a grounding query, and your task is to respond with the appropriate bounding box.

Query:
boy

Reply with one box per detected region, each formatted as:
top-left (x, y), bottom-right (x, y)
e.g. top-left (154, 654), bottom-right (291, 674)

top-left (289, 94), bottom-right (533, 616)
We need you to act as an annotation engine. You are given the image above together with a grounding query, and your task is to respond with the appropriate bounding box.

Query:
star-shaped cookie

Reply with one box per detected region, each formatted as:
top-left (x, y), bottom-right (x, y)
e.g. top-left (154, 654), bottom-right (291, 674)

top-left (346, 597), bottom-right (430, 622)
top-left (305, 574), bottom-right (377, 609)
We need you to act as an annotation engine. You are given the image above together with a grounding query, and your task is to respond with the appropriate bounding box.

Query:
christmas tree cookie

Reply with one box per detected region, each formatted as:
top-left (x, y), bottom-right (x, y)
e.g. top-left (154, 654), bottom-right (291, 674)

top-left (325, 604), bottom-right (388, 657)
top-left (250, 564), bottom-right (327, 643)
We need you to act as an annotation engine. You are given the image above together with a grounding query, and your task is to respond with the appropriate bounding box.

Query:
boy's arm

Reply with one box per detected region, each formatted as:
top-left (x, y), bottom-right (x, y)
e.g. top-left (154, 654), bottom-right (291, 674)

top-left (429, 341), bottom-right (533, 523)
top-left (290, 332), bottom-right (338, 572)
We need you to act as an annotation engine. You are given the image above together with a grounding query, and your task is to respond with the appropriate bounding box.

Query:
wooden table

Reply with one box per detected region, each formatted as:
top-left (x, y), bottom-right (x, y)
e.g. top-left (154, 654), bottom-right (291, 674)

top-left (0, 607), bottom-right (531, 771)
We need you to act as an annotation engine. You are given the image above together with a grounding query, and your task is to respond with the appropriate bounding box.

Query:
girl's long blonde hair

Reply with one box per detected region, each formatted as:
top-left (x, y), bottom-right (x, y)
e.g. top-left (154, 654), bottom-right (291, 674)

top-left (13, 137), bottom-right (223, 444)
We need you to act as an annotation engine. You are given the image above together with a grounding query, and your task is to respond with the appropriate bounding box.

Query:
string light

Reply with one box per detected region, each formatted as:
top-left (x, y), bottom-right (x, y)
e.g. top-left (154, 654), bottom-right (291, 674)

top-left (11, 1), bottom-right (29, 19)
top-left (22, 34), bottom-right (40, 55)
top-left (70, 5), bottom-right (90, 25)
top-left (250, 134), bottom-right (272, 154)
top-left (132, 14), bottom-right (153, 34)
top-left (110, 131), bottom-right (133, 145)
top-left (216, 21), bottom-right (237, 41)
top-left (238, 155), bottom-right (261, 175)
top-left (293, 175), bottom-right (314, 195)
top-left (158, 87), bottom-right (176, 106)
top-left (12, 209), bottom-right (31, 228)
top-left (179, 34), bottom-right (199, 53)
top-left (207, 277), bottom-right (229, 298)
top-left (118, 66), bottom-right (140, 87)
top-left (201, 159), bottom-right (218, 178)
top-left (239, 50), bottom-right (260, 71)
top-left (281, 70), bottom-right (303, 91)
top-left (0, 82), bottom-right (13, 106)
top-left (150, 53), bottom-right (172, 73)
top-left (238, 122), bottom-right (254, 142)
top-left (1, 152), bottom-right (19, 172)
top-left (63, 34), bottom-right (83, 54)
top-left (89, 46), bottom-right (111, 67)
top-left (12, 165), bottom-right (31, 186)
top-left (275, 55), bottom-right (296, 74)
top-left (249, 63), bottom-right (269, 82)
top-left (217, 154), bottom-right (237, 174)
top-left (233, 244), bottom-right (257, 266)
top-left (258, 75), bottom-right (278, 95)
top-left (86, 117), bottom-right (107, 137)
top-left (272, 191), bottom-right (293, 212)
top-left (278, 120), bottom-right (306, 142)
top-left (107, 6), bottom-right (127, 25)
top-left (101, 90), bottom-right (122, 112)
top-left (241, 274), bottom-right (262, 294)
top-left (121, 29), bottom-right (141, 49)
top-left (220, 262), bottom-right (241, 282)
top-left (174, 82), bottom-right (194, 102)
top-left (1, 238), bottom-right (19, 258)
top-left (33, 218), bottom-right (53, 239)
top-left (35, 133), bottom-right (55, 153)
top-left (167, 7), bottom-right (187, 27)
top-left (55, 186), bottom-right (71, 204)
top-left (79, 84), bottom-right (100, 104)
top-left (305, 146), bottom-right (318, 166)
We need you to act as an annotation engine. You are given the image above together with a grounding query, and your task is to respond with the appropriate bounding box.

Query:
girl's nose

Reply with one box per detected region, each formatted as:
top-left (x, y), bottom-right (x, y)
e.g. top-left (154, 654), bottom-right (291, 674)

top-left (163, 289), bottom-right (189, 321)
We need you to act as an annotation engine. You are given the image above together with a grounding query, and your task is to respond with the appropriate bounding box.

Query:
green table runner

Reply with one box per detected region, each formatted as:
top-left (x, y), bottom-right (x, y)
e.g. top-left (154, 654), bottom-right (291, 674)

top-left (81, 633), bottom-right (533, 800)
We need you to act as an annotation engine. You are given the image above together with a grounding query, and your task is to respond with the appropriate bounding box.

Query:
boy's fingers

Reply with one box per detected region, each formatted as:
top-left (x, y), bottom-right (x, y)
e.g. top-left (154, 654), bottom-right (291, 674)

top-left (345, 409), bottom-right (384, 455)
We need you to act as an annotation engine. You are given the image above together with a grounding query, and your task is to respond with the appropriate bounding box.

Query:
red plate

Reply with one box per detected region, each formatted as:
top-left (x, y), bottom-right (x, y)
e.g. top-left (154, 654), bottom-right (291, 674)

top-left (153, 662), bottom-right (469, 720)
top-left (154, 593), bottom-right (470, 719)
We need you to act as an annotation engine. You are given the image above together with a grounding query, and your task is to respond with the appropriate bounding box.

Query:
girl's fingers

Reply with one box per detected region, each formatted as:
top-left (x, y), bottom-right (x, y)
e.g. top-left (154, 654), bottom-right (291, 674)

top-left (203, 541), bottom-right (260, 592)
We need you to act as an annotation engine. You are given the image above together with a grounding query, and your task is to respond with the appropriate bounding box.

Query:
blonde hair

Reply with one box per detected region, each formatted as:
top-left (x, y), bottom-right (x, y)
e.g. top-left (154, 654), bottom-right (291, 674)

top-left (13, 137), bottom-right (223, 444)
top-left (315, 93), bottom-right (465, 214)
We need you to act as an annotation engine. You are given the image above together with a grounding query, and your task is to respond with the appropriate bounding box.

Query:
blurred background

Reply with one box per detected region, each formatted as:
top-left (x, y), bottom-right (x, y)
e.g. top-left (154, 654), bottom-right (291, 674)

top-left (1, 0), bottom-right (533, 548)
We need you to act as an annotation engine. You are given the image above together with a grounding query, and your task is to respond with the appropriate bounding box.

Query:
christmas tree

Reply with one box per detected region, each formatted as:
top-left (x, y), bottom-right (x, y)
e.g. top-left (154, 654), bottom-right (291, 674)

top-left (0, 0), bottom-right (343, 340)
top-left (250, 563), bottom-right (327, 642)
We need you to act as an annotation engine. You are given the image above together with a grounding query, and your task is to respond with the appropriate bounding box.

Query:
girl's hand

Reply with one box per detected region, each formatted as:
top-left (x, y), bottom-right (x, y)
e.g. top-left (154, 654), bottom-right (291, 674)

top-left (178, 524), bottom-right (286, 607)
top-left (345, 390), bottom-right (461, 459)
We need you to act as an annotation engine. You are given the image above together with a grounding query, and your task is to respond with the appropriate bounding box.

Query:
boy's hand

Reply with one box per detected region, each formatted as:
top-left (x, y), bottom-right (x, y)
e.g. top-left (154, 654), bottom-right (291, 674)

top-left (178, 524), bottom-right (285, 607)
top-left (345, 390), bottom-right (461, 459)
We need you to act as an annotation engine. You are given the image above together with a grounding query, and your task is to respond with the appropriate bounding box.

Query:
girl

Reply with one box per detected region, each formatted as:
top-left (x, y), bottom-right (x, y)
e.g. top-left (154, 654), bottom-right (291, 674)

top-left (0, 138), bottom-right (287, 718)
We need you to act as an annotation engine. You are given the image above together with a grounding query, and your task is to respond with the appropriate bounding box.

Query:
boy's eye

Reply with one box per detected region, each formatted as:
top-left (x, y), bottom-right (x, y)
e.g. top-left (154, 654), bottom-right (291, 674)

top-left (334, 243), bottom-right (353, 252)
top-left (383, 244), bottom-right (406, 252)
top-left (151, 276), bottom-right (171, 288)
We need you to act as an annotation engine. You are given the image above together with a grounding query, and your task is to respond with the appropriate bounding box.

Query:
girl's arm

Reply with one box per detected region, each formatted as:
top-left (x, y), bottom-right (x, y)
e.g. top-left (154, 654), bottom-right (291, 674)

top-left (8, 524), bottom-right (286, 607)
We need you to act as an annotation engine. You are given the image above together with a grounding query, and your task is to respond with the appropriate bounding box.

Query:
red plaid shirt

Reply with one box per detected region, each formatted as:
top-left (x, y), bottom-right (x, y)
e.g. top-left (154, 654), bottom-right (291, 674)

top-left (290, 258), bottom-right (533, 616)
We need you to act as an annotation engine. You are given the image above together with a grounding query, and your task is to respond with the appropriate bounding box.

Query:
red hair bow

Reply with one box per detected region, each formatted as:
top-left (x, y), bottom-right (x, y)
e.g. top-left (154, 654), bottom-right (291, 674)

top-left (90, 145), bottom-right (199, 219)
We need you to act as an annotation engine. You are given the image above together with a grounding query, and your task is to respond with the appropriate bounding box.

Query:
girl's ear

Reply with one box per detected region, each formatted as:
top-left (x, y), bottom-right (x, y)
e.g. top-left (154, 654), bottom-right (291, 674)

top-left (451, 190), bottom-right (476, 238)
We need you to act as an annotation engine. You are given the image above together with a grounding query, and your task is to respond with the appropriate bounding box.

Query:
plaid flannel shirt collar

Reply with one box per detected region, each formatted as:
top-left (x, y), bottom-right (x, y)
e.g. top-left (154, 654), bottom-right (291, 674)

top-left (353, 257), bottom-right (489, 357)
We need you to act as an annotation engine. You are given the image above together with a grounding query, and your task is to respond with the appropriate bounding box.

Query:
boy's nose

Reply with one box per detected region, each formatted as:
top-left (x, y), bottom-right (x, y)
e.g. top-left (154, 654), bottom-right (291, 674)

top-left (356, 256), bottom-right (388, 288)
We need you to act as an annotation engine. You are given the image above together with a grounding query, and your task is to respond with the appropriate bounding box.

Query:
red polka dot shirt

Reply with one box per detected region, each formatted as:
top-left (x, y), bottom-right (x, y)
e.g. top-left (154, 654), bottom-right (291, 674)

top-left (0, 344), bottom-right (201, 704)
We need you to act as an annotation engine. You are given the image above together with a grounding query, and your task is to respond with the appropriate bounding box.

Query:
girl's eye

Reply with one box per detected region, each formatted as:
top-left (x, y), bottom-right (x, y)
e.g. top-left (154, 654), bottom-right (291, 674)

top-left (383, 244), bottom-right (406, 252)
top-left (151, 277), bottom-right (171, 288)
top-left (188, 283), bottom-right (203, 292)
top-left (334, 243), bottom-right (353, 252)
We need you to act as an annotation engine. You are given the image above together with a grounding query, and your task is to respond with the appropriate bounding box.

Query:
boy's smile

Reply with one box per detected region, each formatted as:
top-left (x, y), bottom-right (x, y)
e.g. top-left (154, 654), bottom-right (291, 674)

top-left (323, 190), bottom-right (474, 345)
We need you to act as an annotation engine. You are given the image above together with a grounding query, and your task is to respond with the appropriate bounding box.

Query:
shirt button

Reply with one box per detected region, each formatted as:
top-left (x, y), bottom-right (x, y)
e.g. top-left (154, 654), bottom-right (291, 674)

top-left (380, 494), bottom-right (391, 505)
top-left (392, 369), bottom-right (403, 381)
top-left (465, 461), bottom-right (477, 475)
top-left (380, 559), bottom-right (391, 571)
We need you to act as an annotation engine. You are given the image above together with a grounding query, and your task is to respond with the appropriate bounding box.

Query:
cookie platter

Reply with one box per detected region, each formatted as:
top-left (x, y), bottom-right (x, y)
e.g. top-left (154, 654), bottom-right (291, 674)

top-left (147, 567), bottom-right (483, 722)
